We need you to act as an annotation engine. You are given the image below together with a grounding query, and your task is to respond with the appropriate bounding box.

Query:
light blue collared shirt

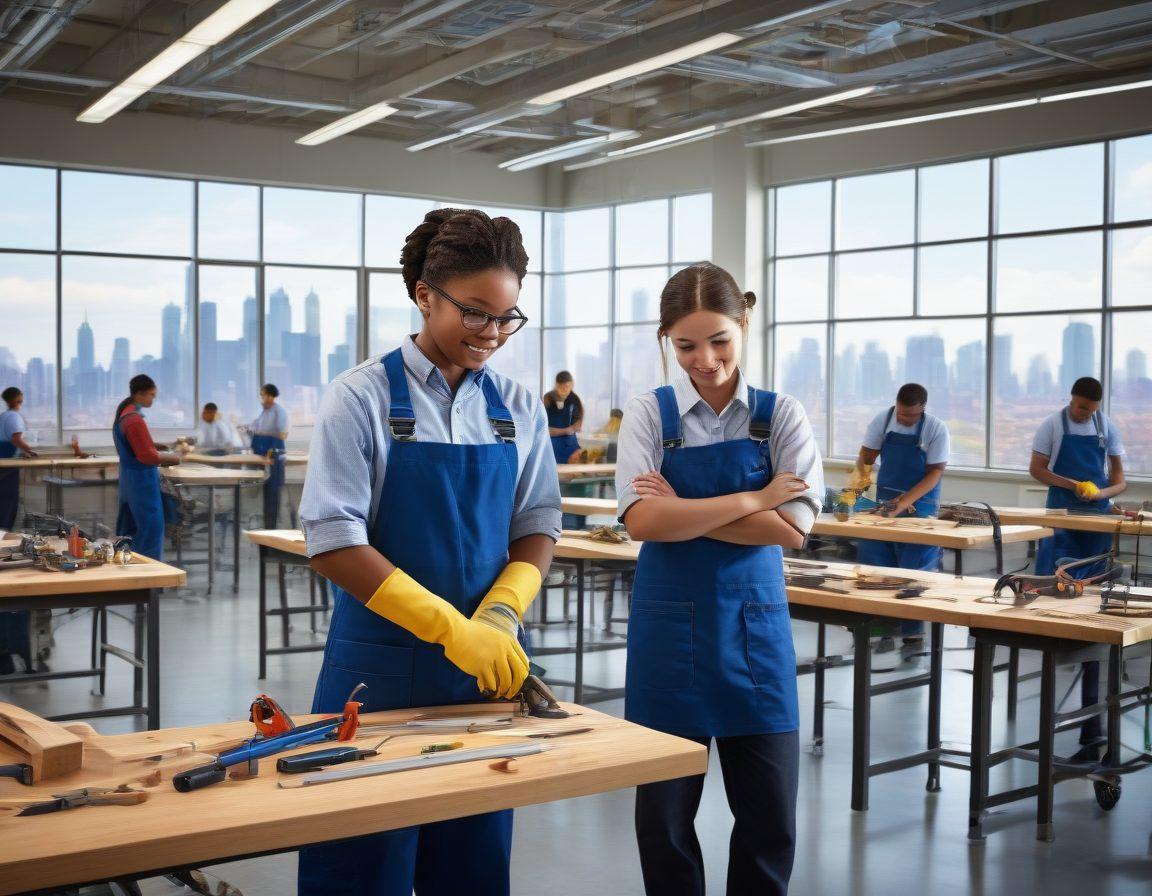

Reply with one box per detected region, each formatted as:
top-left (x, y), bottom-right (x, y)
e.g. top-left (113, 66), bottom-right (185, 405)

top-left (615, 370), bottom-right (824, 532)
top-left (301, 335), bottom-right (562, 558)
top-left (1033, 408), bottom-right (1124, 474)
top-left (251, 403), bottom-right (290, 437)
top-left (0, 410), bottom-right (26, 444)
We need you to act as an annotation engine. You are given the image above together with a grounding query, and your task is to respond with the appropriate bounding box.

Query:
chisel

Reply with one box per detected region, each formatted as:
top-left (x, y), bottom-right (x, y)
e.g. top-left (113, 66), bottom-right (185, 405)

top-left (276, 738), bottom-right (388, 774)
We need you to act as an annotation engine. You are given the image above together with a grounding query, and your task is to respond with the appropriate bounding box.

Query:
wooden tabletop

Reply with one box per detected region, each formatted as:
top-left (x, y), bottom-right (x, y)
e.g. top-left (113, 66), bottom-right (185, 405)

top-left (561, 497), bottom-right (618, 517)
top-left (0, 554), bottom-right (186, 598)
top-left (182, 452), bottom-right (309, 467)
top-left (245, 529), bottom-right (308, 556)
top-left (161, 465), bottom-right (267, 487)
top-left (811, 513), bottom-right (1052, 549)
top-left (557, 462), bottom-right (616, 481)
top-left (243, 530), bottom-right (1151, 645)
top-left (994, 506), bottom-right (1150, 536)
top-left (0, 705), bottom-right (706, 894)
top-left (0, 455), bottom-right (119, 470)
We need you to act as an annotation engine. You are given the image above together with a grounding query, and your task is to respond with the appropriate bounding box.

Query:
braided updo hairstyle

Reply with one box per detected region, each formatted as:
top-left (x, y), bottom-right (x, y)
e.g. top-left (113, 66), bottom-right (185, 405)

top-left (400, 208), bottom-right (529, 303)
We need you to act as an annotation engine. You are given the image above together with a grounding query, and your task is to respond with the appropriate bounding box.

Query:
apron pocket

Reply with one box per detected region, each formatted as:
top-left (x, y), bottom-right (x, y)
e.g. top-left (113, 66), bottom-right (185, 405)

top-left (744, 603), bottom-right (795, 687)
top-left (631, 600), bottom-right (693, 690)
top-left (325, 638), bottom-right (414, 712)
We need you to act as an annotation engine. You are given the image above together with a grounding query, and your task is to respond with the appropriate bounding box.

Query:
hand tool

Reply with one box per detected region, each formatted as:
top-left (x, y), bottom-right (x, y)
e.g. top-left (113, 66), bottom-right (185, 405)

top-left (0, 770), bottom-right (159, 816)
top-left (420, 741), bottom-right (464, 753)
top-left (785, 573), bottom-right (852, 594)
top-left (173, 684), bottom-right (366, 792)
top-left (990, 552), bottom-right (1122, 602)
top-left (276, 738), bottom-right (388, 774)
top-left (357, 718), bottom-right (516, 745)
top-left (278, 743), bottom-right (551, 789)
top-left (0, 763), bottom-right (33, 785)
top-left (515, 672), bottom-right (572, 719)
top-left (522, 727), bottom-right (593, 739)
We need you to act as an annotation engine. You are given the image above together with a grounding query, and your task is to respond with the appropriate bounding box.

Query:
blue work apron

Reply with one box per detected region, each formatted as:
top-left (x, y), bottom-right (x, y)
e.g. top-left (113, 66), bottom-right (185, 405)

top-left (625, 385), bottom-right (798, 738)
top-left (251, 430), bottom-right (286, 529)
top-left (0, 433), bottom-right (30, 666)
top-left (1034, 409), bottom-right (1112, 576)
top-left (298, 348), bottom-right (520, 896)
top-left (856, 409), bottom-right (942, 572)
top-left (546, 396), bottom-right (580, 464)
top-left (0, 434), bottom-right (18, 530)
top-left (113, 406), bottom-right (165, 561)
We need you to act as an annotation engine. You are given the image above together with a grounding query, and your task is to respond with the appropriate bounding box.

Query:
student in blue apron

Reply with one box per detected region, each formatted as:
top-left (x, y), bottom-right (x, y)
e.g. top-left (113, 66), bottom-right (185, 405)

top-left (298, 207), bottom-right (561, 896)
top-left (112, 375), bottom-right (182, 560)
top-left (543, 370), bottom-right (583, 464)
top-left (247, 384), bottom-right (289, 528)
top-left (615, 262), bottom-right (823, 896)
top-left (0, 387), bottom-right (37, 530)
top-left (852, 383), bottom-right (950, 646)
top-left (1029, 376), bottom-right (1127, 752)
top-left (0, 387), bottom-right (37, 673)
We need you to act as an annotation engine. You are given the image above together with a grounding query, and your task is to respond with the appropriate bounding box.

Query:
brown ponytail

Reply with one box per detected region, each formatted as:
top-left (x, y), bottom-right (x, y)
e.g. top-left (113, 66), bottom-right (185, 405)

top-left (399, 208), bottom-right (528, 302)
top-left (656, 263), bottom-right (753, 378)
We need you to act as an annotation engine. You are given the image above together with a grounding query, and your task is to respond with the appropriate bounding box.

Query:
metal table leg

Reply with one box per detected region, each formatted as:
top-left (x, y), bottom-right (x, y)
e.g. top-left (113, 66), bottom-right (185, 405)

top-left (813, 624), bottom-right (826, 755)
top-left (258, 546), bottom-right (268, 680)
top-left (206, 485), bottom-right (216, 593)
top-left (146, 588), bottom-right (160, 730)
top-left (927, 621), bottom-right (943, 793)
top-left (233, 483), bottom-right (241, 593)
top-left (1036, 652), bottom-right (1057, 842)
top-left (954, 547), bottom-right (963, 576)
top-left (575, 558), bottom-right (586, 705)
top-left (851, 622), bottom-right (872, 811)
top-left (968, 637), bottom-right (994, 840)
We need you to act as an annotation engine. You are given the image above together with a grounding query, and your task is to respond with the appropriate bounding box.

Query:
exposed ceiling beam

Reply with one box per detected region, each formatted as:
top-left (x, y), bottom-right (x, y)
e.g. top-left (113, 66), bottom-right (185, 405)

top-left (909, 18), bottom-right (1110, 69)
top-left (0, 0), bottom-right (81, 70)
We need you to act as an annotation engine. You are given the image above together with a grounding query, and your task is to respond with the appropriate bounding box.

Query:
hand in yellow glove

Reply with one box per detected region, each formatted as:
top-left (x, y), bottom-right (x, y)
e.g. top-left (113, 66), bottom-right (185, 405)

top-left (1075, 480), bottom-right (1101, 500)
top-left (366, 569), bottom-right (529, 698)
top-left (472, 561), bottom-right (543, 637)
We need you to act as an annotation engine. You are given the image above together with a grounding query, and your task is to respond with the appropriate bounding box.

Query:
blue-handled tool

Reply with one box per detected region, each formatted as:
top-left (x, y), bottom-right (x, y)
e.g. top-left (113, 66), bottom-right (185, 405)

top-left (173, 683), bottom-right (366, 792)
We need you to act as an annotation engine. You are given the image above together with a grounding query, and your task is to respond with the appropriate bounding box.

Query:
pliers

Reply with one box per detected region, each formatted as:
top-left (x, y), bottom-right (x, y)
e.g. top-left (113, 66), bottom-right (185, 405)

top-left (1, 782), bottom-right (150, 816)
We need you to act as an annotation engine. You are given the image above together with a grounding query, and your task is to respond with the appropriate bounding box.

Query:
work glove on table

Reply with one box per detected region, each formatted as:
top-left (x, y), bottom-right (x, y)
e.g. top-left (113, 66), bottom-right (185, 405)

top-left (366, 569), bottom-right (530, 698)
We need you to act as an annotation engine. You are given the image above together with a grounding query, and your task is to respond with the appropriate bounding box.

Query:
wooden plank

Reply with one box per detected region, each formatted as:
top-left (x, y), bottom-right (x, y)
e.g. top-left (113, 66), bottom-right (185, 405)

top-left (0, 555), bottom-right (185, 598)
top-left (182, 452), bottom-right (308, 467)
top-left (0, 704), bottom-right (83, 782)
top-left (0, 456), bottom-right (119, 471)
top-left (245, 529), bottom-right (308, 557)
top-left (811, 514), bottom-right (1051, 548)
top-left (0, 706), bottom-right (706, 895)
top-left (557, 463), bottom-right (616, 482)
top-left (994, 506), bottom-right (1148, 536)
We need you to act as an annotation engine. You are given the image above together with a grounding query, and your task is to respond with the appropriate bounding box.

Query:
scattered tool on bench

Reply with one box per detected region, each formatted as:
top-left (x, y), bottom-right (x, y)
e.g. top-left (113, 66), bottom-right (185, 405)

top-left (985, 552), bottom-right (1123, 605)
top-left (514, 672), bottom-right (572, 719)
top-left (172, 683), bottom-right (366, 792)
top-left (277, 743), bottom-right (551, 789)
top-left (0, 770), bottom-right (159, 817)
top-left (276, 737), bottom-right (390, 774)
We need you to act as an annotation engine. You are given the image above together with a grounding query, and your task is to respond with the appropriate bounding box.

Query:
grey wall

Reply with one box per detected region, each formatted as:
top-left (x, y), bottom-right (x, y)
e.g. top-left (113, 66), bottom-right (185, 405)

top-left (0, 98), bottom-right (547, 207)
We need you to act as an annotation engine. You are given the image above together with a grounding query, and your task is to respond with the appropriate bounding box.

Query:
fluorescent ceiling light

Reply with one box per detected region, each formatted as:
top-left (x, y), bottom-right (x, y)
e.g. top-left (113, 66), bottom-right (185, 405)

top-left (723, 85), bottom-right (876, 127)
top-left (78, 0), bottom-right (279, 123)
top-left (563, 156), bottom-right (611, 172)
top-left (606, 125), bottom-right (717, 157)
top-left (407, 132), bottom-right (463, 152)
top-left (1038, 77), bottom-right (1152, 103)
top-left (498, 130), bottom-right (639, 171)
top-left (297, 101), bottom-right (399, 146)
top-left (526, 32), bottom-right (742, 106)
top-left (746, 98), bottom-right (1037, 146)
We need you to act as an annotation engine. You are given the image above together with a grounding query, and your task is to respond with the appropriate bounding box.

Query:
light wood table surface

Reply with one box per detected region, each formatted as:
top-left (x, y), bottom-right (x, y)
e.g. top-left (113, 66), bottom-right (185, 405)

top-left (0, 705), bottom-right (706, 895)
top-left (994, 506), bottom-right (1150, 536)
top-left (182, 452), bottom-right (309, 467)
top-left (0, 455), bottom-right (119, 471)
top-left (561, 496), bottom-right (617, 517)
top-left (0, 556), bottom-right (185, 729)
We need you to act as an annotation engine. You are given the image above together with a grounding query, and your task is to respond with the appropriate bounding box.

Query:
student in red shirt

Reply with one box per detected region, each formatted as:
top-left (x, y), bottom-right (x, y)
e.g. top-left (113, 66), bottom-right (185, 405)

top-left (112, 375), bottom-right (181, 560)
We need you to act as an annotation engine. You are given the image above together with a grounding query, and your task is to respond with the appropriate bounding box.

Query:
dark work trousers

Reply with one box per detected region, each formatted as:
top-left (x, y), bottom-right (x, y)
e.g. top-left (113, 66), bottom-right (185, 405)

top-left (263, 453), bottom-right (285, 529)
top-left (0, 468), bottom-right (18, 529)
top-left (635, 730), bottom-right (799, 896)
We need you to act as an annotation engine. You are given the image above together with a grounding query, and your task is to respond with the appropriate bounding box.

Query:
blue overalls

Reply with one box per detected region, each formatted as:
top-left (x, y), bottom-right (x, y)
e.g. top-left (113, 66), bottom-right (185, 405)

top-left (1033, 408), bottom-right (1112, 747)
top-left (113, 406), bottom-right (165, 561)
top-left (545, 396), bottom-right (580, 465)
top-left (628, 385), bottom-right (798, 896)
top-left (298, 348), bottom-right (520, 896)
top-left (0, 411), bottom-right (31, 670)
top-left (251, 425), bottom-right (286, 530)
top-left (855, 409), bottom-right (942, 572)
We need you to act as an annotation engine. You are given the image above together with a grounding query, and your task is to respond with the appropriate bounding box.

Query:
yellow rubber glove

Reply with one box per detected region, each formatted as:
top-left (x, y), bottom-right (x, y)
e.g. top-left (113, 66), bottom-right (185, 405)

top-left (846, 465), bottom-right (872, 493)
top-left (366, 569), bottom-right (529, 698)
top-left (1075, 480), bottom-right (1101, 500)
top-left (472, 561), bottom-right (543, 638)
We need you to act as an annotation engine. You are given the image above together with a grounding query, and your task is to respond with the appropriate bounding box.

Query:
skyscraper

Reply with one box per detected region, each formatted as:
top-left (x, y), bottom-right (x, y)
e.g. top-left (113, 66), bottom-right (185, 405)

top-left (904, 334), bottom-right (947, 395)
top-left (1125, 348), bottom-right (1148, 383)
top-left (954, 341), bottom-right (984, 397)
top-left (161, 302), bottom-right (182, 394)
top-left (1059, 321), bottom-right (1095, 396)
top-left (200, 302), bottom-right (218, 401)
top-left (1026, 355), bottom-right (1054, 396)
top-left (858, 341), bottom-right (892, 401)
top-left (267, 287), bottom-right (291, 361)
top-left (305, 288), bottom-right (320, 336)
top-left (110, 337), bottom-right (132, 394)
top-left (77, 317), bottom-right (94, 375)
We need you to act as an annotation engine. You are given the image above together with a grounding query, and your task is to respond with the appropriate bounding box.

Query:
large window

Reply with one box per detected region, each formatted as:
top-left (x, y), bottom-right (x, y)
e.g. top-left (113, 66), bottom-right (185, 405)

top-left (0, 253), bottom-right (57, 444)
top-left (543, 194), bottom-right (712, 431)
top-left (768, 133), bottom-right (1152, 474)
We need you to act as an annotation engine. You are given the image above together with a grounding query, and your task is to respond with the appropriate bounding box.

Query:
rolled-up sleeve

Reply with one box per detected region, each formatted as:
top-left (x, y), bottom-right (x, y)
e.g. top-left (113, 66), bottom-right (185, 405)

top-left (615, 395), bottom-right (662, 522)
top-left (509, 400), bottom-right (562, 542)
top-left (300, 381), bottom-right (375, 557)
top-left (771, 396), bottom-right (824, 535)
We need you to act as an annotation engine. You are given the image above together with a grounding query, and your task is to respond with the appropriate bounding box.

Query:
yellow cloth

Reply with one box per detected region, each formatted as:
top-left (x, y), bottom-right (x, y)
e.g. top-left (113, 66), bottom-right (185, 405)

top-left (365, 568), bottom-right (529, 698)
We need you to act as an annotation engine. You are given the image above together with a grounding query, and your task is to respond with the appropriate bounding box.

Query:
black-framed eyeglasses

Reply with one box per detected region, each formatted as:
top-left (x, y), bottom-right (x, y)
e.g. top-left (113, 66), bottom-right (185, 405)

top-left (422, 281), bottom-right (529, 335)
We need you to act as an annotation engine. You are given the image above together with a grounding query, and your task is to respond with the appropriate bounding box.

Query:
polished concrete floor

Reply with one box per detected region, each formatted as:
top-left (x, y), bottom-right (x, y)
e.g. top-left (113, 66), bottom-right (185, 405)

top-left (3, 537), bottom-right (1152, 896)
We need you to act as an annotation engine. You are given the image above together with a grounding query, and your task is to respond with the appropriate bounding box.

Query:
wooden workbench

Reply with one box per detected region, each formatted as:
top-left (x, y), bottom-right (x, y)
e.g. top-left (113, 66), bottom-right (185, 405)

top-left (0, 555), bottom-right (185, 728)
top-left (0, 705), bottom-right (706, 895)
top-left (994, 506), bottom-right (1149, 536)
top-left (0, 456), bottom-right (119, 471)
top-left (556, 462), bottom-right (615, 482)
top-left (560, 496), bottom-right (617, 518)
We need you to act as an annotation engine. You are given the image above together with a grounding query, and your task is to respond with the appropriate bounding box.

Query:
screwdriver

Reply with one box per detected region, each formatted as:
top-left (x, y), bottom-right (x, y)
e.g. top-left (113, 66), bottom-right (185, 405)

top-left (276, 738), bottom-right (388, 774)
